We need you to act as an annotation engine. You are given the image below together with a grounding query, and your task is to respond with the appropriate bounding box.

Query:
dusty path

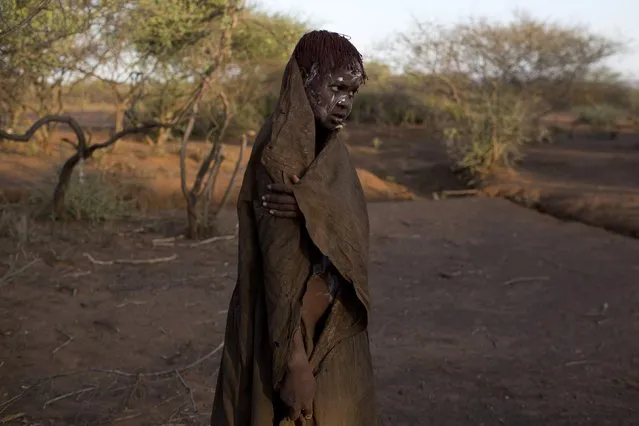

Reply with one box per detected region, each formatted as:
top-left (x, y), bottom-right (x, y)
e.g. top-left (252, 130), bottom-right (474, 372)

top-left (1, 199), bottom-right (639, 425)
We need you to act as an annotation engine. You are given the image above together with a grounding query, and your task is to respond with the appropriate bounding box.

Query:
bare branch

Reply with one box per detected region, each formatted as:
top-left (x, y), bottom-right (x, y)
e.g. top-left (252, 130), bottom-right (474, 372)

top-left (0, 115), bottom-right (173, 217)
top-left (217, 133), bottom-right (247, 214)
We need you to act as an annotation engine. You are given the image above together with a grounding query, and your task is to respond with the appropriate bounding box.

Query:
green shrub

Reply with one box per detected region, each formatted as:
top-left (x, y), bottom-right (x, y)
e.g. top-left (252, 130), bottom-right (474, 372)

top-left (30, 168), bottom-right (134, 223)
top-left (572, 104), bottom-right (627, 130)
top-left (442, 95), bottom-right (540, 176)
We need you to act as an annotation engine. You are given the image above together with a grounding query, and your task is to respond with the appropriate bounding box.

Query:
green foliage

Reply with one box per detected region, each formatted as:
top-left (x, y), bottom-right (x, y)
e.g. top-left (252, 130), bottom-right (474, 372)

top-left (232, 10), bottom-right (308, 64)
top-left (30, 169), bottom-right (134, 223)
top-left (129, 0), bottom-right (230, 60)
top-left (0, 1), bottom-right (95, 116)
top-left (218, 10), bottom-right (308, 135)
top-left (372, 137), bottom-right (383, 150)
top-left (572, 104), bottom-right (627, 129)
top-left (443, 95), bottom-right (539, 176)
top-left (349, 65), bottom-right (446, 127)
top-left (351, 90), bottom-right (428, 126)
top-left (390, 12), bottom-right (623, 176)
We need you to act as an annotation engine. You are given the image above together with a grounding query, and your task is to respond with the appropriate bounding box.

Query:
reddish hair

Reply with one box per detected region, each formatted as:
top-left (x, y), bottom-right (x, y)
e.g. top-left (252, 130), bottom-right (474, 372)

top-left (292, 30), bottom-right (367, 83)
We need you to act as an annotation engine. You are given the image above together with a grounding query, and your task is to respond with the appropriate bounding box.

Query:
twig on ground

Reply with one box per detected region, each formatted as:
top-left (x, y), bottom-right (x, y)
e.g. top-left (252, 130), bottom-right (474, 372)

top-left (438, 271), bottom-right (462, 279)
top-left (117, 227), bottom-right (145, 236)
top-left (62, 270), bottom-right (91, 279)
top-left (113, 411), bottom-right (142, 422)
top-left (52, 330), bottom-right (74, 355)
top-left (0, 371), bottom-right (89, 414)
top-left (115, 300), bottom-right (148, 308)
top-left (175, 370), bottom-right (197, 412)
top-left (503, 276), bottom-right (550, 286)
top-left (123, 374), bottom-right (142, 410)
top-left (0, 258), bottom-right (40, 287)
top-left (539, 256), bottom-right (598, 277)
top-left (152, 236), bottom-right (185, 247)
top-left (0, 412), bottom-right (26, 423)
top-left (1, 343), bottom-right (223, 416)
top-left (189, 234), bottom-right (235, 247)
top-left (438, 189), bottom-right (479, 199)
top-left (83, 253), bottom-right (177, 265)
top-left (565, 359), bottom-right (597, 367)
top-left (92, 342), bottom-right (224, 378)
top-left (166, 402), bottom-right (188, 422)
top-left (42, 386), bottom-right (96, 409)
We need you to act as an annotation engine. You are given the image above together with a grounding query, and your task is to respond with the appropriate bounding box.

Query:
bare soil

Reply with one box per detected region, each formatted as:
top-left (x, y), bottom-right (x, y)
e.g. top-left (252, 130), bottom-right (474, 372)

top-left (1, 200), bottom-right (639, 425)
top-left (1, 118), bottom-right (639, 425)
top-left (482, 129), bottom-right (639, 238)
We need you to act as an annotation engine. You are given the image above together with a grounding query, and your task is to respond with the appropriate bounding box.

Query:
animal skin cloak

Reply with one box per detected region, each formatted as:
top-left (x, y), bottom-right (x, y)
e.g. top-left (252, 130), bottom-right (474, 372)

top-left (210, 56), bottom-right (377, 426)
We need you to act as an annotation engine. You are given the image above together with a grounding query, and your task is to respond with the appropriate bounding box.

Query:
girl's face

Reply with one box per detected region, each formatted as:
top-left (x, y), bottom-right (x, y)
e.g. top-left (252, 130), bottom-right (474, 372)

top-left (304, 64), bottom-right (363, 131)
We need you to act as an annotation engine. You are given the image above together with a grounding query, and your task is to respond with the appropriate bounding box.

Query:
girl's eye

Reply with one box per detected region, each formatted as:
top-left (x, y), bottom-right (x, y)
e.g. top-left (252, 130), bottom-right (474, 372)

top-left (330, 86), bottom-right (340, 92)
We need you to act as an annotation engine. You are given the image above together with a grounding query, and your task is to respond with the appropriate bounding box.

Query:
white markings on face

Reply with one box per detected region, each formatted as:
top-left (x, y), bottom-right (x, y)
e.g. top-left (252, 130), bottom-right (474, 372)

top-left (303, 61), bottom-right (364, 129)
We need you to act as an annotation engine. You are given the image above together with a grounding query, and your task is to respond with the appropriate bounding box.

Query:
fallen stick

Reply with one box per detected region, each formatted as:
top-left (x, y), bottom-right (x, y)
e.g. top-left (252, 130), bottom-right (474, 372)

top-left (189, 234), bottom-right (235, 247)
top-left (52, 332), bottom-right (74, 355)
top-left (0, 412), bottom-right (25, 423)
top-left (175, 370), bottom-right (196, 412)
top-left (152, 235), bottom-right (185, 246)
top-left (0, 258), bottom-right (40, 287)
top-left (438, 189), bottom-right (479, 199)
top-left (92, 342), bottom-right (224, 378)
top-left (0, 371), bottom-right (94, 414)
top-left (113, 411), bottom-right (142, 422)
top-left (83, 253), bottom-right (177, 265)
top-left (503, 276), bottom-right (550, 286)
top-left (565, 359), bottom-right (597, 367)
top-left (42, 386), bottom-right (96, 409)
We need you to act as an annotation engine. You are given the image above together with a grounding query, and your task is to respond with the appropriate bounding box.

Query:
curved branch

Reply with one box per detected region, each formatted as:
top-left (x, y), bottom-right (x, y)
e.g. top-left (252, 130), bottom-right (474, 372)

top-left (0, 115), bottom-right (87, 152)
top-left (1, 115), bottom-right (172, 218)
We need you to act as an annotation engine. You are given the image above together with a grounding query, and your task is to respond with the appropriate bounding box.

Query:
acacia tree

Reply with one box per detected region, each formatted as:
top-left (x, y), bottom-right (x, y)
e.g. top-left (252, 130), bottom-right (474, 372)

top-left (72, 0), bottom-right (156, 134)
top-left (177, 9), bottom-right (308, 239)
top-left (0, 0), bottom-right (98, 146)
top-left (122, 0), bottom-right (236, 147)
top-left (225, 9), bottom-right (308, 132)
top-left (392, 12), bottom-right (623, 176)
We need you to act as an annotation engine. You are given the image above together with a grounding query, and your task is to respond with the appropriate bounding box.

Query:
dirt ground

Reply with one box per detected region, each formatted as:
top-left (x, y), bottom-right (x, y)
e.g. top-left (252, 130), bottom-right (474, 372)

top-left (482, 126), bottom-right (639, 238)
top-left (2, 119), bottom-right (639, 425)
top-left (1, 200), bottom-right (639, 425)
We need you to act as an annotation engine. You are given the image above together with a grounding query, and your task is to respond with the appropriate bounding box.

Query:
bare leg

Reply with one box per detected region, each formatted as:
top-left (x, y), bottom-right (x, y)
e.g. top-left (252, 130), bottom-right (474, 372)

top-left (301, 274), bottom-right (333, 356)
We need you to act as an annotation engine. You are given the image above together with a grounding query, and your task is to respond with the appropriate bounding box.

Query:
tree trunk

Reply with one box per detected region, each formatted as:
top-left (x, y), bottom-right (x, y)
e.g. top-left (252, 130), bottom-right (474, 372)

top-left (36, 125), bottom-right (51, 154)
top-left (114, 104), bottom-right (126, 134)
top-left (156, 126), bottom-right (171, 146)
top-left (186, 196), bottom-right (199, 239)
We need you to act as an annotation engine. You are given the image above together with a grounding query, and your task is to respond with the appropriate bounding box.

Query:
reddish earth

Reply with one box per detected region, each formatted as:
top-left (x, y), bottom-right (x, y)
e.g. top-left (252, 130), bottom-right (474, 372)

top-left (1, 200), bottom-right (639, 425)
top-left (1, 120), bottom-right (639, 425)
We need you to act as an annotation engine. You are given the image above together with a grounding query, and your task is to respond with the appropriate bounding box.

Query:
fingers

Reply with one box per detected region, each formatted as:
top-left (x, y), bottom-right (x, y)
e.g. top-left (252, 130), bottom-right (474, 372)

top-left (301, 396), bottom-right (313, 421)
top-left (269, 209), bottom-right (300, 219)
top-left (264, 202), bottom-right (298, 212)
top-left (301, 406), bottom-right (313, 421)
top-left (288, 402), bottom-right (302, 422)
top-left (262, 193), bottom-right (296, 205)
top-left (267, 183), bottom-right (294, 194)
